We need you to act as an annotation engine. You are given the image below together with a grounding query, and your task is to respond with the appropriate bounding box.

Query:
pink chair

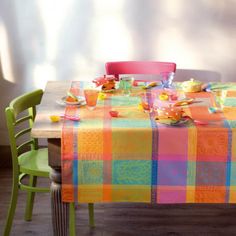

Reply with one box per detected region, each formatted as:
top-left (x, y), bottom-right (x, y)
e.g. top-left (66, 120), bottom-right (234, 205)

top-left (105, 61), bottom-right (176, 79)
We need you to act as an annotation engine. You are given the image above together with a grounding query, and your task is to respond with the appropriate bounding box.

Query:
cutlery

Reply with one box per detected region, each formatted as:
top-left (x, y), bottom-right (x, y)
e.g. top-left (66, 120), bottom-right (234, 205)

top-left (50, 114), bottom-right (80, 122)
top-left (173, 98), bottom-right (194, 106)
top-left (183, 115), bottom-right (209, 125)
top-left (142, 82), bottom-right (158, 89)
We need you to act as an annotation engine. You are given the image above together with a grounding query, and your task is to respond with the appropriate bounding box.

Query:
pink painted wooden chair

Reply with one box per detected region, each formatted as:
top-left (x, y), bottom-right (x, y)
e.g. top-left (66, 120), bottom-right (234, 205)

top-left (105, 61), bottom-right (176, 79)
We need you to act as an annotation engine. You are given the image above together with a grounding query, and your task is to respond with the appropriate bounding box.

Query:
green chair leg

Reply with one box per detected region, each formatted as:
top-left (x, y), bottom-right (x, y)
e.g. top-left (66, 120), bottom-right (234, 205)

top-left (88, 203), bottom-right (95, 227)
top-left (24, 175), bottom-right (37, 221)
top-left (4, 178), bottom-right (19, 236)
top-left (69, 203), bottom-right (76, 236)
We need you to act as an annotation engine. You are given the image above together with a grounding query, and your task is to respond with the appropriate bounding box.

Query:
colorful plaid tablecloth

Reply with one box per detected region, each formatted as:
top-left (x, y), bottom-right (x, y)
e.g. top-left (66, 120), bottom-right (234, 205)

top-left (61, 81), bottom-right (236, 203)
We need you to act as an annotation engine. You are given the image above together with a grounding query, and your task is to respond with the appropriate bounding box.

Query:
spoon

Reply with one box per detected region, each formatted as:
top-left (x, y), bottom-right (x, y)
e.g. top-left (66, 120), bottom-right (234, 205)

top-left (50, 114), bottom-right (80, 122)
top-left (183, 115), bottom-right (209, 125)
top-left (173, 98), bottom-right (194, 106)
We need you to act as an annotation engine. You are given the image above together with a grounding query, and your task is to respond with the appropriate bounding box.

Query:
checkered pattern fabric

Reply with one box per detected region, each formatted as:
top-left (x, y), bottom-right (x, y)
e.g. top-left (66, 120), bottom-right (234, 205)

top-left (61, 81), bottom-right (236, 203)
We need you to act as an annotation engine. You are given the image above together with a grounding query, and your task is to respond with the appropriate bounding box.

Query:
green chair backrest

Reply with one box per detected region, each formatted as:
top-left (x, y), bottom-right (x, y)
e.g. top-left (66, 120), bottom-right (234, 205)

top-left (5, 89), bottom-right (44, 170)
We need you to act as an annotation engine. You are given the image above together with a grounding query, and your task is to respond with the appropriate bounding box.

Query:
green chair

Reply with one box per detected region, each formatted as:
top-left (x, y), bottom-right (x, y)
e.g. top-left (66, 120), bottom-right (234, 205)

top-left (4, 89), bottom-right (94, 236)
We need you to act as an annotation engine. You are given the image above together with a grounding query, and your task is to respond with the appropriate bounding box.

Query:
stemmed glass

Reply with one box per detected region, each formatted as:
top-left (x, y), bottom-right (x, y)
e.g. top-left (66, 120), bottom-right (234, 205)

top-left (160, 72), bottom-right (175, 89)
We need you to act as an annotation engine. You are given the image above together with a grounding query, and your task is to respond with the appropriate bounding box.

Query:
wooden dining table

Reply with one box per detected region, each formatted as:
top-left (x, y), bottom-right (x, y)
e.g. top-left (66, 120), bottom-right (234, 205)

top-left (31, 81), bottom-right (74, 235)
top-left (31, 80), bottom-right (236, 236)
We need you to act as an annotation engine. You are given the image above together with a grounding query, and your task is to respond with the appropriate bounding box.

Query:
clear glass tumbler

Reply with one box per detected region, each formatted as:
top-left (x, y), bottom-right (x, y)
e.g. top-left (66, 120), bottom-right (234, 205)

top-left (212, 90), bottom-right (227, 111)
top-left (119, 77), bottom-right (133, 96)
top-left (140, 92), bottom-right (153, 113)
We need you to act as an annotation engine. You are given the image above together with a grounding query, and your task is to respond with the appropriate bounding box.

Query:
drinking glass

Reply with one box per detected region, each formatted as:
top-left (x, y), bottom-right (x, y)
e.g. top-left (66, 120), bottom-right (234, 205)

top-left (140, 93), bottom-right (153, 113)
top-left (212, 90), bottom-right (227, 111)
top-left (160, 72), bottom-right (175, 89)
top-left (119, 77), bottom-right (133, 96)
top-left (84, 88), bottom-right (99, 110)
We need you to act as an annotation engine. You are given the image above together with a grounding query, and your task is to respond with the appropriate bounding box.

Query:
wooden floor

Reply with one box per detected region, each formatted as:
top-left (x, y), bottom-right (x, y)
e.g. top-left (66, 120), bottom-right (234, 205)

top-left (1, 168), bottom-right (236, 236)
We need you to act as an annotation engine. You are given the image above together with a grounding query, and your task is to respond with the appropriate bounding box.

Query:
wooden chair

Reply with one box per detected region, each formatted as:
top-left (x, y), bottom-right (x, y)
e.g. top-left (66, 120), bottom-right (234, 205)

top-left (4, 89), bottom-right (94, 236)
top-left (105, 61), bottom-right (176, 79)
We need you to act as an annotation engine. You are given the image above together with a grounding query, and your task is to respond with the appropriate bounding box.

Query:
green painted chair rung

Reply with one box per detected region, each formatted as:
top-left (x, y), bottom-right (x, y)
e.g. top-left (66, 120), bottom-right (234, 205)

top-left (69, 203), bottom-right (95, 236)
top-left (4, 89), bottom-right (94, 236)
top-left (4, 89), bottom-right (50, 236)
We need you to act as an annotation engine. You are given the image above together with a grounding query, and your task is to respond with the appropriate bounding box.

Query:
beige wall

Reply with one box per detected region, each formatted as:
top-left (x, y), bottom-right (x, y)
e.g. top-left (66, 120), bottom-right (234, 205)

top-left (0, 0), bottom-right (236, 144)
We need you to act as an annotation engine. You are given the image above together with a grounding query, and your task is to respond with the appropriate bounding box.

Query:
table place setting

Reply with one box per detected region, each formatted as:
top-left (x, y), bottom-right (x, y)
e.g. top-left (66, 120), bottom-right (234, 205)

top-left (50, 76), bottom-right (234, 129)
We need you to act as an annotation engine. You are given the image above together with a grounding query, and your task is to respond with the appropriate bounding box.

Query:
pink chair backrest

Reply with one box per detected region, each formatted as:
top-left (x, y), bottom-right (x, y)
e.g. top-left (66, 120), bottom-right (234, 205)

top-left (105, 61), bottom-right (176, 79)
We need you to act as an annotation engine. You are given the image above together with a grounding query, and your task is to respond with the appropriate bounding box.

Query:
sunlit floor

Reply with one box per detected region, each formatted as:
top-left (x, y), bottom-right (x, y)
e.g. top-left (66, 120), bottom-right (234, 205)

top-left (1, 168), bottom-right (236, 236)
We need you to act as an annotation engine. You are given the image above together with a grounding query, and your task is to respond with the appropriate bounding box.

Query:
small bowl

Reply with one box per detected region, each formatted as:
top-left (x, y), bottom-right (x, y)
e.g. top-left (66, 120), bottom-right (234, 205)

top-left (109, 110), bottom-right (119, 117)
top-left (182, 78), bottom-right (203, 92)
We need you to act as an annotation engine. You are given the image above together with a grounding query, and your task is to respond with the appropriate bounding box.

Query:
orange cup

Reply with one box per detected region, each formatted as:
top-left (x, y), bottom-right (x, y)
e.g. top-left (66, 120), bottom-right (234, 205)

top-left (84, 89), bottom-right (99, 110)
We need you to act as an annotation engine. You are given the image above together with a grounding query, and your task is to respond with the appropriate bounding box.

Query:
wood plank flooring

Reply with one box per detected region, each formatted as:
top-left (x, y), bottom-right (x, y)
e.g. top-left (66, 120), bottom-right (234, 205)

top-left (0, 146), bottom-right (11, 168)
top-left (1, 169), bottom-right (236, 235)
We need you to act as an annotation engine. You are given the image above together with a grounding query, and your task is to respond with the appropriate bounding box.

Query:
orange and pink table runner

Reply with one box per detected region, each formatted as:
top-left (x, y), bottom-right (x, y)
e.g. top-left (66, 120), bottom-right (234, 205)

top-left (61, 81), bottom-right (236, 204)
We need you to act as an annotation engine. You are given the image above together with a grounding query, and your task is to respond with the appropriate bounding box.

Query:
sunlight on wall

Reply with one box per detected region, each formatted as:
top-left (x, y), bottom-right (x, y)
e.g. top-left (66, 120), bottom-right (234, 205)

top-left (0, 22), bottom-right (15, 83)
top-left (36, 0), bottom-right (73, 61)
top-left (201, 0), bottom-right (225, 9)
top-left (29, 0), bottom-right (236, 85)
top-left (153, 1), bottom-right (200, 69)
top-left (93, 0), bottom-right (124, 12)
top-left (73, 55), bottom-right (98, 81)
top-left (33, 63), bottom-right (56, 88)
top-left (204, 29), bottom-right (236, 78)
top-left (34, 0), bottom-right (73, 86)
top-left (156, 0), bottom-right (234, 75)
top-left (156, 28), bottom-right (201, 68)
top-left (162, 0), bottom-right (183, 18)
top-left (91, 0), bottom-right (133, 61)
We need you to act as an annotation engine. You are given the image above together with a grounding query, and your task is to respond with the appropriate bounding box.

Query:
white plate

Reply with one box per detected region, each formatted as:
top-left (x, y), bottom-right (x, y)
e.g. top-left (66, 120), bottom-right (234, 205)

top-left (170, 118), bottom-right (189, 126)
top-left (56, 96), bottom-right (86, 106)
top-left (156, 118), bottom-right (189, 126)
top-left (101, 89), bottom-right (116, 93)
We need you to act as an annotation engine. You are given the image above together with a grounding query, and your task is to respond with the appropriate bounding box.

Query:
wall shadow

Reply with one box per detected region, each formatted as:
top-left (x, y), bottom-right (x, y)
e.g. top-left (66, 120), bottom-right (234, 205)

top-left (0, 56), bottom-right (3, 80)
top-left (124, 0), bottom-right (161, 60)
top-left (55, 0), bottom-right (94, 81)
top-left (175, 69), bottom-right (221, 82)
top-left (0, 57), bottom-right (16, 145)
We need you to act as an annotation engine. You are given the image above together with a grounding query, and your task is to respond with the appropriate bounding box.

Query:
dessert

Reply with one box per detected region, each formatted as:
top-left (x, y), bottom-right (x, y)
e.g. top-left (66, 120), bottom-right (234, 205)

top-left (66, 91), bottom-right (78, 102)
top-left (102, 79), bottom-right (116, 91)
top-left (155, 105), bottom-right (184, 124)
top-left (182, 78), bottom-right (203, 92)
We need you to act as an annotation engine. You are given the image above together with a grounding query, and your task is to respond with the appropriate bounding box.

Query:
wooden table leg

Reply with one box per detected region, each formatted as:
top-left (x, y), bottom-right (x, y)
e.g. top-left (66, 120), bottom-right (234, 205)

top-left (48, 139), bottom-right (69, 236)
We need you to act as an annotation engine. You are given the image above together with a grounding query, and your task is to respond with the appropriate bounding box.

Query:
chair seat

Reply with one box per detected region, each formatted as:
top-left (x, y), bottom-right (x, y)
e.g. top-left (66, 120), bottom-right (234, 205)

top-left (18, 148), bottom-right (50, 177)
